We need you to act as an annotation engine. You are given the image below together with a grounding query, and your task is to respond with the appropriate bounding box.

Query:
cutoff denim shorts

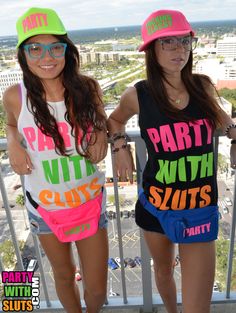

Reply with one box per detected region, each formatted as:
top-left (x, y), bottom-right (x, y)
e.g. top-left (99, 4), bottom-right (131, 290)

top-left (27, 210), bottom-right (108, 236)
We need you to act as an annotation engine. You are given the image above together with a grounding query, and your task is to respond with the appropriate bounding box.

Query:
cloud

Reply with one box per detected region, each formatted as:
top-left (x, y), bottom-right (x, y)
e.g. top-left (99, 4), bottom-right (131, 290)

top-left (0, 0), bottom-right (235, 36)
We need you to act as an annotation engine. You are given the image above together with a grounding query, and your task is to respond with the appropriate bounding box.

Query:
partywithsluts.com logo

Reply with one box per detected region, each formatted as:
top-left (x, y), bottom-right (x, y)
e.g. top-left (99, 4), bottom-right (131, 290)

top-left (1, 271), bottom-right (40, 312)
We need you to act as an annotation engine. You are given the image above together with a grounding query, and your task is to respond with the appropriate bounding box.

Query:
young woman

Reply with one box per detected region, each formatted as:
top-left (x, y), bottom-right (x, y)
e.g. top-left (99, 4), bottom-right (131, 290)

top-left (107, 9), bottom-right (236, 313)
top-left (4, 7), bottom-right (108, 313)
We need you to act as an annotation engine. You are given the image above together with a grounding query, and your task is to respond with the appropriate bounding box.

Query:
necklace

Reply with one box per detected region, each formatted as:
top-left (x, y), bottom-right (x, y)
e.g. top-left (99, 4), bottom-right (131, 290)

top-left (170, 97), bottom-right (181, 105)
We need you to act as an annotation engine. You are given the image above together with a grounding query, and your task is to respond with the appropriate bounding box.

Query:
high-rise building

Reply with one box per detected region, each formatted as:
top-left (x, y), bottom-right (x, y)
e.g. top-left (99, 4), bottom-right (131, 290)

top-left (216, 37), bottom-right (236, 59)
top-left (0, 69), bottom-right (23, 100)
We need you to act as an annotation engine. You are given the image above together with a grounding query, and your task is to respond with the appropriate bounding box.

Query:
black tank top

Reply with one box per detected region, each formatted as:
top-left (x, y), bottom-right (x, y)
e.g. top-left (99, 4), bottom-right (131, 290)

top-left (135, 80), bottom-right (218, 211)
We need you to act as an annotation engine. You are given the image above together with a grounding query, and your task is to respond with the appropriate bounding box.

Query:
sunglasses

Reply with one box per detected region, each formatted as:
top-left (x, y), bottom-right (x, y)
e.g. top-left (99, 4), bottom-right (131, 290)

top-left (23, 42), bottom-right (67, 59)
top-left (158, 36), bottom-right (198, 51)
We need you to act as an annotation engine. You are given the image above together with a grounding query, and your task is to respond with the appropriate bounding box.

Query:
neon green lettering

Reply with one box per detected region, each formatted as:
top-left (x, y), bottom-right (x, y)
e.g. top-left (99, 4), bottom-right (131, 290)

top-left (200, 152), bottom-right (213, 178)
top-left (85, 159), bottom-right (96, 176)
top-left (42, 159), bottom-right (59, 184)
top-left (155, 159), bottom-right (177, 184)
top-left (187, 155), bottom-right (202, 181)
top-left (69, 155), bottom-right (83, 179)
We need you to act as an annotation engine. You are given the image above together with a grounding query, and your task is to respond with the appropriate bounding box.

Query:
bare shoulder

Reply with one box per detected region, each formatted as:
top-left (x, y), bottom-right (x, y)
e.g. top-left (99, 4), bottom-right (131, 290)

top-left (120, 86), bottom-right (139, 115)
top-left (3, 84), bottom-right (21, 112)
top-left (3, 84), bottom-right (22, 125)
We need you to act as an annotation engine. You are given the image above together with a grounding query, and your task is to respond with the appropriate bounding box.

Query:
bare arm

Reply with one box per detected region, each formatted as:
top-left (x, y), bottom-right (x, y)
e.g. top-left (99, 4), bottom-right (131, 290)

top-left (203, 79), bottom-right (236, 169)
top-left (3, 85), bottom-right (33, 175)
top-left (87, 82), bottom-right (108, 164)
top-left (107, 87), bottom-right (139, 182)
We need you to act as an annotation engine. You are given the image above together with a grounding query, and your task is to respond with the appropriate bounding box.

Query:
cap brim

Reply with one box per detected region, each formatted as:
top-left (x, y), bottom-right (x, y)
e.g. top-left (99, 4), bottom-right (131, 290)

top-left (139, 30), bottom-right (194, 52)
top-left (17, 30), bottom-right (67, 48)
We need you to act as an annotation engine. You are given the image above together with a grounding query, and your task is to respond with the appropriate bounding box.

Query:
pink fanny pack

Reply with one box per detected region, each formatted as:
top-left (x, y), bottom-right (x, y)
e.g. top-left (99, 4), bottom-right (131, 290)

top-left (26, 191), bottom-right (102, 242)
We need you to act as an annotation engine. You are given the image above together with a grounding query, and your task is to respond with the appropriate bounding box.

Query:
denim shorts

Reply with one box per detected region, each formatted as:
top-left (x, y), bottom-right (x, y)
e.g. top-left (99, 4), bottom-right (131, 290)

top-left (27, 210), bottom-right (108, 236)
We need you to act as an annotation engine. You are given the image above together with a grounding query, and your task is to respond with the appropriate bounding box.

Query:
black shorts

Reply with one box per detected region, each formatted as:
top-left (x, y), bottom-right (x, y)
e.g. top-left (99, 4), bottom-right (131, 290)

top-left (135, 199), bottom-right (165, 234)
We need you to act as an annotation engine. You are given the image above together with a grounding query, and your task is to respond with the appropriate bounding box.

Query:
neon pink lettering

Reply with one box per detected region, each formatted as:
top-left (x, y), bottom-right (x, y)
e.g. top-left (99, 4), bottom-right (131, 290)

top-left (147, 128), bottom-right (161, 152)
top-left (160, 125), bottom-right (177, 152)
top-left (185, 222), bottom-right (211, 237)
top-left (1, 271), bottom-right (8, 283)
top-left (22, 13), bottom-right (48, 33)
top-left (173, 122), bottom-right (191, 150)
top-left (203, 119), bottom-right (213, 144)
top-left (38, 129), bottom-right (54, 151)
top-left (23, 16), bottom-right (32, 32)
top-left (189, 120), bottom-right (204, 146)
top-left (58, 122), bottom-right (71, 147)
top-left (194, 225), bottom-right (201, 235)
top-left (23, 127), bottom-right (36, 150)
top-left (206, 222), bottom-right (211, 232)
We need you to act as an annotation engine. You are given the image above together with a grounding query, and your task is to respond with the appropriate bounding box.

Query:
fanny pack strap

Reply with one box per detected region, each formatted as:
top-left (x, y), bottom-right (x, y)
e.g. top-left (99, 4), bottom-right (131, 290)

top-left (139, 190), bottom-right (160, 218)
top-left (26, 191), bottom-right (38, 209)
top-left (26, 190), bottom-right (104, 210)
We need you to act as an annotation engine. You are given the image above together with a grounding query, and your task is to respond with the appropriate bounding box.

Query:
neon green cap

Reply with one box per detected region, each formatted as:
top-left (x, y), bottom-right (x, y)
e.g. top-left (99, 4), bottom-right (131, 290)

top-left (16, 7), bottom-right (67, 48)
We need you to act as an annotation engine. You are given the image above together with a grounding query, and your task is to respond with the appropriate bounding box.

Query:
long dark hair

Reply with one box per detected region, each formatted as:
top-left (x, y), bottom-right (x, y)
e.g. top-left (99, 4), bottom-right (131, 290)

top-left (145, 41), bottom-right (224, 129)
top-left (17, 34), bottom-right (106, 157)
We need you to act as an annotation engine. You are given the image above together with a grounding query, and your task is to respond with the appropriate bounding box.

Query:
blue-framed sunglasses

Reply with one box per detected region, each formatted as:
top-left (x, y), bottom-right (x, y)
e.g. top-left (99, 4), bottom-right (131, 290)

top-left (23, 42), bottom-right (67, 59)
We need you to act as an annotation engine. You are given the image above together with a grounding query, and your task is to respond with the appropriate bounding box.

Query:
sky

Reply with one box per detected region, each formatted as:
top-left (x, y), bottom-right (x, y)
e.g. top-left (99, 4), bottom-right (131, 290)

top-left (0, 0), bottom-right (236, 37)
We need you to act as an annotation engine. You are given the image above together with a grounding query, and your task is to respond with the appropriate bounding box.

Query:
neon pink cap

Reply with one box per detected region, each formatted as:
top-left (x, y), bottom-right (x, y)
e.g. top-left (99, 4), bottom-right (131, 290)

top-left (139, 9), bottom-right (195, 52)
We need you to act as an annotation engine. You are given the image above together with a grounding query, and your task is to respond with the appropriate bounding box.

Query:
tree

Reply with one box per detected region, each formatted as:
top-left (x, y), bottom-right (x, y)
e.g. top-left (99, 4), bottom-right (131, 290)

top-left (218, 88), bottom-right (236, 117)
top-left (0, 240), bottom-right (24, 269)
top-left (217, 153), bottom-right (228, 173)
top-left (215, 233), bottom-right (236, 290)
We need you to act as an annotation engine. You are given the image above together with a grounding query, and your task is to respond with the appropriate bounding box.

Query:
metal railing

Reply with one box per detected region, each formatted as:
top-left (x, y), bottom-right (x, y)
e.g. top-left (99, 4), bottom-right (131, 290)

top-left (0, 132), bottom-right (236, 312)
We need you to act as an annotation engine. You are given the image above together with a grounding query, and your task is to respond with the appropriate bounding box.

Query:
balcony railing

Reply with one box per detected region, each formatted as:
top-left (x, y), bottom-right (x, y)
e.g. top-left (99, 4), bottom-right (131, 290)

top-left (0, 131), bottom-right (236, 313)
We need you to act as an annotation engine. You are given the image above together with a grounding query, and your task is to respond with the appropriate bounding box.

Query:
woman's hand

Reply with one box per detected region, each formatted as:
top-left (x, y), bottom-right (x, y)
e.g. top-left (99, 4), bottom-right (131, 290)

top-left (8, 142), bottom-right (34, 175)
top-left (230, 143), bottom-right (236, 170)
top-left (113, 146), bottom-right (135, 183)
top-left (87, 130), bottom-right (108, 164)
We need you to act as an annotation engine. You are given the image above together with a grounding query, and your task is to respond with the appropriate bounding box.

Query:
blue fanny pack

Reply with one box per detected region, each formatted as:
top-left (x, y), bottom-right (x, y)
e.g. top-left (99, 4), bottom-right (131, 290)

top-left (139, 190), bottom-right (219, 243)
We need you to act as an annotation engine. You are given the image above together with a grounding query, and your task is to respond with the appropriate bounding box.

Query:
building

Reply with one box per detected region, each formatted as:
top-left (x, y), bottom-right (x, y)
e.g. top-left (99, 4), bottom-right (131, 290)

top-left (0, 69), bottom-right (23, 100)
top-left (79, 52), bottom-right (120, 66)
top-left (216, 37), bottom-right (236, 59)
top-left (195, 58), bottom-right (236, 89)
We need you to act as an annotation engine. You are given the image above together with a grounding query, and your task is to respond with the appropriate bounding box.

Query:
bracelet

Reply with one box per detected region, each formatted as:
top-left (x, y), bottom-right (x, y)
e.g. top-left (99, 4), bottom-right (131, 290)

top-left (225, 124), bottom-right (236, 138)
top-left (111, 143), bottom-right (130, 154)
top-left (231, 140), bottom-right (236, 144)
top-left (109, 132), bottom-right (128, 144)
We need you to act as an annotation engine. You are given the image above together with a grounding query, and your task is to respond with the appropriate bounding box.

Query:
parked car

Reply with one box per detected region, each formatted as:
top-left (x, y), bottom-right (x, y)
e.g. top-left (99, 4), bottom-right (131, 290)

top-left (134, 256), bottom-right (142, 266)
top-left (27, 259), bottom-right (37, 271)
top-left (123, 210), bottom-right (130, 218)
top-left (213, 281), bottom-right (221, 292)
top-left (223, 206), bottom-right (229, 214)
top-left (115, 257), bottom-right (127, 268)
top-left (224, 197), bottom-right (232, 206)
top-left (174, 255), bottom-right (180, 267)
top-left (124, 257), bottom-right (136, 268)
top-left (75, 269), bottom-right (82, 281)
top-left (108, 210), bottom-right (116, 220)
top-left (108, 258), bottom-right (119, 270)
top-left (130, 210), bottom-right (135, 218)
top-left (22, 257), bottom-right (30, 270)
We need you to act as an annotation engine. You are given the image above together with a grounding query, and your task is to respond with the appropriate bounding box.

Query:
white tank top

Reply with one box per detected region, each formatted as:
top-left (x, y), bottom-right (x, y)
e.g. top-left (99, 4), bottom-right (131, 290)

top-left (17, 81), bottom-right (106, 216)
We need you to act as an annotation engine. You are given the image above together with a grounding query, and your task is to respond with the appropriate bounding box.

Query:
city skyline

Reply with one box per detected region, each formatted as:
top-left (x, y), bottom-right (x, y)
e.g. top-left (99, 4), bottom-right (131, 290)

top-left (0, 0), bottom-right (236, 37)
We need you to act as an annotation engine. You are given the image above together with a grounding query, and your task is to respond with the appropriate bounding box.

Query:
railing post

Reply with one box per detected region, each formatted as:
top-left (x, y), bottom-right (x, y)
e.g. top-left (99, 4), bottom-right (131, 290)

top-left (32, 235), bottom-right (51, 307)
top-left (226, 170), bottom-right (236, 298)
top-left (0, 165), bottom-right (23, 270)
top-left (110, 147), bottom-right (128, 304)
top-left (134, 135), bottom-right (153, 313)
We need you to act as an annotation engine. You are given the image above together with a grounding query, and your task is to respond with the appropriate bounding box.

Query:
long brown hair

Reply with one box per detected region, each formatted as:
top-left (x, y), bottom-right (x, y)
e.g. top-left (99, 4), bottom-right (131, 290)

top-left (17, 34), bottom-right (106, 157)
top-left (145, 41), bottom-right (224, 129)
